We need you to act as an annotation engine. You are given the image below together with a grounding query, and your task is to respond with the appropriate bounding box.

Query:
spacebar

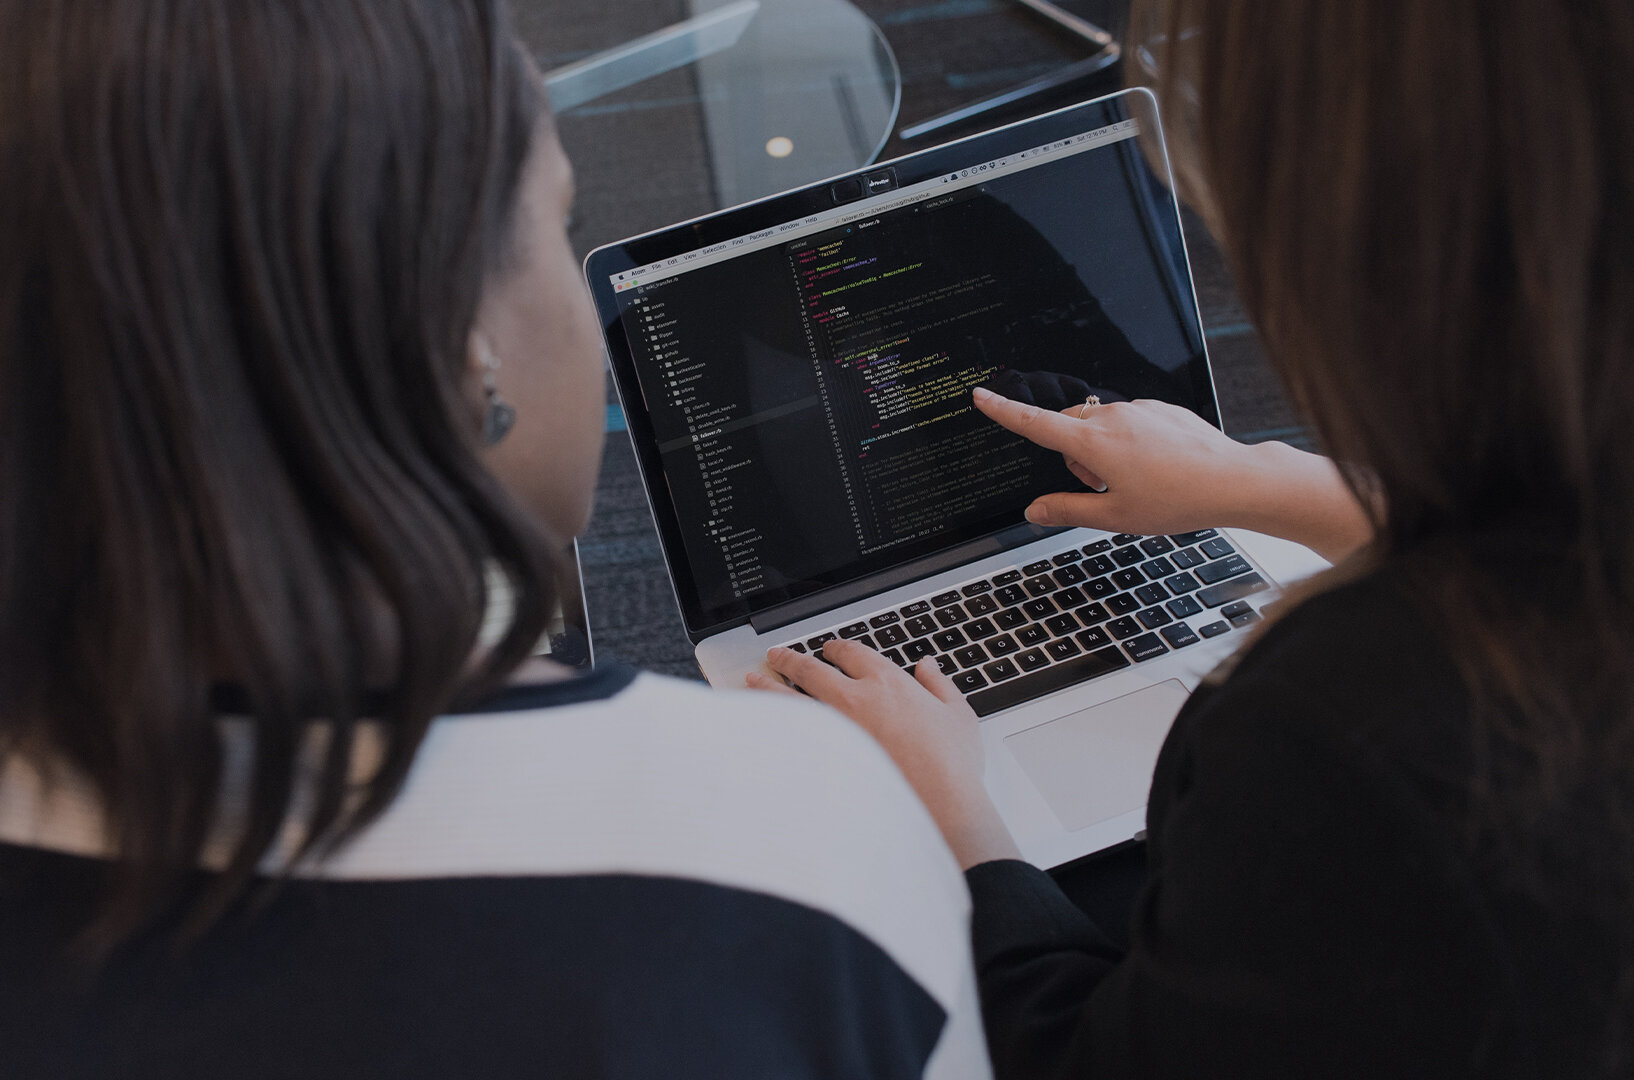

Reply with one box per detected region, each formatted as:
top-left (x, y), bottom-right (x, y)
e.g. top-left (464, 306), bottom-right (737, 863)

top-left (966, 646), bottom-right (1131, 718)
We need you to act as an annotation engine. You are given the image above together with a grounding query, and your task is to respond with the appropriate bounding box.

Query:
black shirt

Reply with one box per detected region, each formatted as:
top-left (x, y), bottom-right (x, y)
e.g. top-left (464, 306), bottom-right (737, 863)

top-left (967, 568), bottom-right (1620, 1078)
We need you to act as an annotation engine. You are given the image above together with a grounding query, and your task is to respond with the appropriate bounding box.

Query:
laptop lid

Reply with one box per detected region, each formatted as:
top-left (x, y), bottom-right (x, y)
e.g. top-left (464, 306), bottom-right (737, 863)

top-left (585, 88), bottom-right (1217, 643)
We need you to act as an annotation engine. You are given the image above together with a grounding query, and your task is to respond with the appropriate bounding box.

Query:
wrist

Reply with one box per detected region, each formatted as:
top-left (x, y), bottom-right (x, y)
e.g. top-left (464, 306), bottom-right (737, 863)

top-left (1224, 440), bottom-right (1372, 563)
top-left (930, 785), bottom-right (1022, 870)
top-left (900, 761), bottom-right (1022, 870)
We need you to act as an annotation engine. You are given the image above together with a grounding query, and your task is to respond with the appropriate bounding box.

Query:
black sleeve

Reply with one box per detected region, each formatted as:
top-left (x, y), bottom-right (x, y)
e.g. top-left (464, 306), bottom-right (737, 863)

top-left (966, 677), bottom-right (1504, 1080)
top-left (965, 858), bottom-right (1133, 1079)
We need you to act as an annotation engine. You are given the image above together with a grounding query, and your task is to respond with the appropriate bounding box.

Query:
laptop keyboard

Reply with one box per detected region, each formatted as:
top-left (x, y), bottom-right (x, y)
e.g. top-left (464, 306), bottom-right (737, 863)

top-left (778, 531), bottom-right (1270, 718)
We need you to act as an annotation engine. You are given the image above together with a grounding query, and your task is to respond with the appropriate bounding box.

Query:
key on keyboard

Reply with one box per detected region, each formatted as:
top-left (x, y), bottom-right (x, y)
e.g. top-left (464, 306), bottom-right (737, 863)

top-left (965, 646), bottom-right (1129, 717)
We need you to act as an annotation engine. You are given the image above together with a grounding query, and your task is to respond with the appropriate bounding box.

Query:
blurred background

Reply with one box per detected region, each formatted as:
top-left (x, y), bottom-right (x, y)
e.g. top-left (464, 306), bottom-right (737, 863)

top-left (513, 0), bottom-right (1303, 678)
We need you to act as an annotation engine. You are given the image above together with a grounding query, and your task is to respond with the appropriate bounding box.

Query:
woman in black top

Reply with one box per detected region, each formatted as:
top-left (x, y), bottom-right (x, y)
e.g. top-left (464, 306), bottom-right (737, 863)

top-left (760, 0), bottom-right (1634, 1075)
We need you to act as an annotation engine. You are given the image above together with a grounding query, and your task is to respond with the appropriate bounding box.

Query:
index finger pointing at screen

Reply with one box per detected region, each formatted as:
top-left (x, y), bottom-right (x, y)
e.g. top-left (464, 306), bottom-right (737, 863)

top-left (972, 386), bottom-right (1088, 453)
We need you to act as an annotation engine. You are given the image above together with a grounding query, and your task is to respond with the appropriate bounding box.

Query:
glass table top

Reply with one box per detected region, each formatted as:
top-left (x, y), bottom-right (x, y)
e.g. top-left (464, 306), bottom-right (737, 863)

top-left (536, 0), bottom-right (900, 214)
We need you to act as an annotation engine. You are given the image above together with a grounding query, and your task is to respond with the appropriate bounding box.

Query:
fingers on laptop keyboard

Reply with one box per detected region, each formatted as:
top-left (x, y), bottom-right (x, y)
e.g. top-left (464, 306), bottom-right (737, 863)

top-left (777, 530), bottom-right (1266, 714)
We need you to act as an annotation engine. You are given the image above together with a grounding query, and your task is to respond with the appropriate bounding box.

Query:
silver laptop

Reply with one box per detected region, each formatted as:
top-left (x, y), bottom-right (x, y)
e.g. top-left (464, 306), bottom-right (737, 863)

top-left (584, 89), bottom-right (1325, 867)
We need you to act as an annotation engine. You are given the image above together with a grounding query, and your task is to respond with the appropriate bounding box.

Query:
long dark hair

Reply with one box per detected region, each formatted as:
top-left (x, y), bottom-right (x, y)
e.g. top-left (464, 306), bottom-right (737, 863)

top-left (0, 0), bottom-right (555, 948)
top-left (1134, 0), bottom-right (1634, 1068)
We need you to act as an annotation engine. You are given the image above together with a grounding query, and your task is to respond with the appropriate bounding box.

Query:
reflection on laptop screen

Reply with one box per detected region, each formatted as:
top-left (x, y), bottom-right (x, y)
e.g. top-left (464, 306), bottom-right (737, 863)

top-left (606, 112), bottom-right (1211, 627)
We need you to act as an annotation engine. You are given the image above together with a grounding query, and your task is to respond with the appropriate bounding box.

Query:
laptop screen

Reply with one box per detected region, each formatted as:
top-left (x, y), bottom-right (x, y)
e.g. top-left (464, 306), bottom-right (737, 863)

top-left (589, 92), bottom-right (1216, 635)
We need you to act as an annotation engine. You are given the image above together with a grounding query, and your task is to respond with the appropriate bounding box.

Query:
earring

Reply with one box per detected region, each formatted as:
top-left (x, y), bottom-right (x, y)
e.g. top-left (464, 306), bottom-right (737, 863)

top-left (477, 339), bottom-right (516, 447)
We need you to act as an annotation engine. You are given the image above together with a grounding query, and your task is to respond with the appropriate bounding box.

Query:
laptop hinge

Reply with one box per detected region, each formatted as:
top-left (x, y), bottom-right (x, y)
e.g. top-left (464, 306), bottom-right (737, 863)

top-left (748, 522), bottom-right (1063, 635)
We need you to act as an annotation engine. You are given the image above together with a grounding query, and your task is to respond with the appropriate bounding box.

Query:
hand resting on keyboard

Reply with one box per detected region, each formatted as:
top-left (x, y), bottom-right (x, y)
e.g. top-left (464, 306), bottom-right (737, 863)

top-left (749, 639), bottom-right (1023, 871)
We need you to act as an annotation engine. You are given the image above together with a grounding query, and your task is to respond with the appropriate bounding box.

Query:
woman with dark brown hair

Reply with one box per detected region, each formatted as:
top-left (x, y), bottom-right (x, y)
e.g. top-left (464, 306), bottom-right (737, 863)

top-left (763, 0), bottom-right (1634, 1075)
top-left (0, 2), bottom-right (989, 1076)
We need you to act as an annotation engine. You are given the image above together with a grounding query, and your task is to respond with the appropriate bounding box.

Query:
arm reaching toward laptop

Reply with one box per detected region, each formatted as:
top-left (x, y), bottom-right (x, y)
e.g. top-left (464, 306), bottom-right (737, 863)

top-left (971, 386), bottom-right (1374, 565)
top-left (749, 642), bottom-right (1023, 871)
top-left (751, 384), bottom-right (1374, 868)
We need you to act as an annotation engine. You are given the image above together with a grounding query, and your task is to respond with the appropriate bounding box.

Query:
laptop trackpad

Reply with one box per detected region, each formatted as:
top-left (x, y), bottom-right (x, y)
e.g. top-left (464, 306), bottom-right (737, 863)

top-left (1004, 680), bottom-right (1189, 831)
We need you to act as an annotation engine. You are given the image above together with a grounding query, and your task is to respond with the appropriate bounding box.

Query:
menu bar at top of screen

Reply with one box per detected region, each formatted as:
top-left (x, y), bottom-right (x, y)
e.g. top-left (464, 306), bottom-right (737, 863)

top-left (608, 117), bottom-right (1141, 293)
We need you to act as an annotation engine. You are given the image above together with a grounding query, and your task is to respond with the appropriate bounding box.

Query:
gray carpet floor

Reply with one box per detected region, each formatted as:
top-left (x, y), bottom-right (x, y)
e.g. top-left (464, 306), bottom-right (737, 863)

top-left (512, 0), bottom-right (1302, 679)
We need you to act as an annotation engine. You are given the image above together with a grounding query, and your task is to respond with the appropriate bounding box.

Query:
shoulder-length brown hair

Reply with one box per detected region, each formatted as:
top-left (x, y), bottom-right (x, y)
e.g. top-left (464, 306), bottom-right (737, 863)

top-left (1134, 0), bottom-right (1634, 1065)
top-left (0, 0), bottom-right (554, 947)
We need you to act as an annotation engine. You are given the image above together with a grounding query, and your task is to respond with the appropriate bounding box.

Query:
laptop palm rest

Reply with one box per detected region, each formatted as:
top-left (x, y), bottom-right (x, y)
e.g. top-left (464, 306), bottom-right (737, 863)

top-left (1003, 680), bottom-right (1189, 831)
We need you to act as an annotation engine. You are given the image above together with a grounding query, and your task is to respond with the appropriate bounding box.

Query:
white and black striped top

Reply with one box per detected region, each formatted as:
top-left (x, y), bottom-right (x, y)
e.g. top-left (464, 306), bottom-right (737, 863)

top-left (0, 664), bottom-right (990, 1079)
